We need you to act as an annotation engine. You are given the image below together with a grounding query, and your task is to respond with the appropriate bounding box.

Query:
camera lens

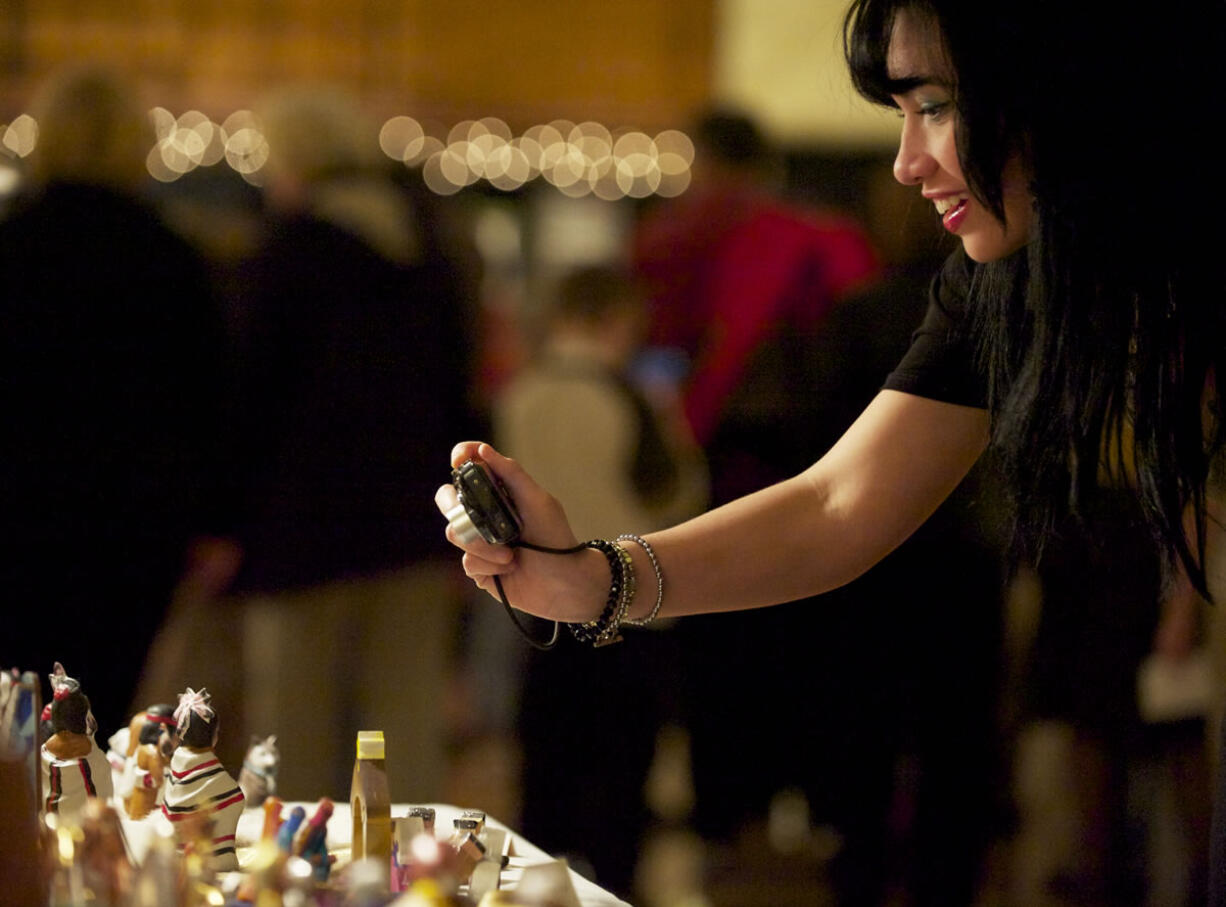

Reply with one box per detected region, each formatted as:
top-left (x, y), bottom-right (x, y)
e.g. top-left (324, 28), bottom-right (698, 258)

top-left (444, 502), bottom-right (483, 545)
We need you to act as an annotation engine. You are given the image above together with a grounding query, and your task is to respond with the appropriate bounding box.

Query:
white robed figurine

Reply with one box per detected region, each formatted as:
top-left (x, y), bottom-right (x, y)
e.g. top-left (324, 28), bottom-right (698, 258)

top-left (39, 663), bottom-right (113, 820)
top-left (161, 687), bottom-right (245, 871)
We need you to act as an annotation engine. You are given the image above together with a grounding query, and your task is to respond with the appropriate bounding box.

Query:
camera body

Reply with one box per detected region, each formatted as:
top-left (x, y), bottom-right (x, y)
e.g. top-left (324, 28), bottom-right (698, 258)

top-left (445, 459), bottom-right (522, 546)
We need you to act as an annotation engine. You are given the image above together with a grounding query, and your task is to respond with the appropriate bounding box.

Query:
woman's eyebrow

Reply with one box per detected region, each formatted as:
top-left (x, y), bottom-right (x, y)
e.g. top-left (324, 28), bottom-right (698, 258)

top-left (885, 74), bottom-right (938, 95)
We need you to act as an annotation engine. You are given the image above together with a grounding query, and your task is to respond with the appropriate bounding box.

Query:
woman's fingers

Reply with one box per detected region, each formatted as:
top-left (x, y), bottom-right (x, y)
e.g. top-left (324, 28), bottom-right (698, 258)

top-left (462, 549), bottom-right (515, 576)
top-left (435, 481), bottom-right (515, 564)
top-left (435, 481), bottom-right (458, 513)
top-left (449, 440), bottom-right (487, 468)
top-left (454, 443), bottom-right (535, 509)
top-left (478, 444), bottom-right (545, 506)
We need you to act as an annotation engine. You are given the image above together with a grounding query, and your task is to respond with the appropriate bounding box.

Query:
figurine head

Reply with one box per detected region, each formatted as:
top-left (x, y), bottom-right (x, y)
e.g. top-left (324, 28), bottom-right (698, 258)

top-left (44, 662), bottom-right (97, 738)
top-left (50, 688), bottom-right (92, 735)
top-left (157, 722), bottom-right (179, 760)
top-left (174, 687), bottom-right (219, 751)
top-left (137, 704), bottom-right (177, 747)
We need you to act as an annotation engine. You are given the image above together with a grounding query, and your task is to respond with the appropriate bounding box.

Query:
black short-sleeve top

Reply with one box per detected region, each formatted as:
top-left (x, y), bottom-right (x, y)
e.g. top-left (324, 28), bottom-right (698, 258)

top-left (883, 249), bottom-right (989, 410)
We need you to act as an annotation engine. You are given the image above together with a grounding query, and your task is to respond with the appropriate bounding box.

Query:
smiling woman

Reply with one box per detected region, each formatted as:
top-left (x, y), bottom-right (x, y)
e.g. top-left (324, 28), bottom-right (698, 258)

top-left (437, 0), bottom-right (1226, 899)
top-left (883, 9), bottom-right (1032, 263)
top-left (441, 0), bottom-right (1224, 641)
top-left (845, 0), bottom-right (1225, 589)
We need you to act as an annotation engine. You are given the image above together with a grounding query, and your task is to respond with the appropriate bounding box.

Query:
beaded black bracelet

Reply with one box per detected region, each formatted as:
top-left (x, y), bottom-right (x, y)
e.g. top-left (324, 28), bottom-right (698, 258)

top-left (568, 539), bottom-right (632, 647)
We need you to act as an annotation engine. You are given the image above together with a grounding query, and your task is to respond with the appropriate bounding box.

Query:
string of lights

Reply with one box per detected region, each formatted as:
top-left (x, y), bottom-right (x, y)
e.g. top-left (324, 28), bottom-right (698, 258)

top-left (1, 109), bottom-right (694, 200)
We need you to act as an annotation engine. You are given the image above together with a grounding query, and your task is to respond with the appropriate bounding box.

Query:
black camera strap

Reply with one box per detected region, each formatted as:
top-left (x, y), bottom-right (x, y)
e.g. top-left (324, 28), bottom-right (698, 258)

top-left (494, 539), bottom-right (593, 651)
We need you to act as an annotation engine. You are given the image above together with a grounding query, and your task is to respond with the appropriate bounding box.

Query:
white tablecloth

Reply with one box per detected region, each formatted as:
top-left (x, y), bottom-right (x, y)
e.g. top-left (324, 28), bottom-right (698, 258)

top-left (119, 798), bottom-right (630, 907)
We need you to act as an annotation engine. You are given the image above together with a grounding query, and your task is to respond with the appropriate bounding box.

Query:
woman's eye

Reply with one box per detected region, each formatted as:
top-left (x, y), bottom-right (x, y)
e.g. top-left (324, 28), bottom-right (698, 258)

top-left (919, 101), bottom-right (950, 120)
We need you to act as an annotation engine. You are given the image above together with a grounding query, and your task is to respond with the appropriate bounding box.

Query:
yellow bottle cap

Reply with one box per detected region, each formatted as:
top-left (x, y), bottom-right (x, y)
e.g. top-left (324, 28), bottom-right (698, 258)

top-left (355, 730), bottom-right (385, 760)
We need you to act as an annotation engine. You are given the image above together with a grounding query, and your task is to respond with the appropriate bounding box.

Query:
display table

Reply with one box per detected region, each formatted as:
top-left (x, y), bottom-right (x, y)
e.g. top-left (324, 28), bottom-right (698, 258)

top-left (119, 800), bottom-right (631, 906)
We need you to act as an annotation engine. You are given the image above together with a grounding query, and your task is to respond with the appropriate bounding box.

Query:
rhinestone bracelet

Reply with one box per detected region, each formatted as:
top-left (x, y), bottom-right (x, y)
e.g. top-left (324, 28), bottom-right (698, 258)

top-left (616, 534), bottom-right (663, 626)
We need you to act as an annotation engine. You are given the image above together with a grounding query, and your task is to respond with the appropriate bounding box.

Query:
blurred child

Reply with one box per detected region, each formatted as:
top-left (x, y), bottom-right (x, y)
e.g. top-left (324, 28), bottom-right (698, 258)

top-left (496, 265), bottom-right (707, 539)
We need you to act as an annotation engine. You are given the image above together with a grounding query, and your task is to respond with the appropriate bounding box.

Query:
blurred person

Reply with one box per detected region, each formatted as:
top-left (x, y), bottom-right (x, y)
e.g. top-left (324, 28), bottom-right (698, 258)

top-left (223, 86), bottom-right (478, 800)
top-left (0, 63), bottom-right (233, 738)
top-left (494, 265), bottom-right (708, 897)
top-left (1025, 489), bottom-right (1210, 905)
top-left (633, 107), bottom-right (880, 502)
top-left (496, 265), bottom-right (707, 537)
top-left (632, 109), bottom-right (885, 852)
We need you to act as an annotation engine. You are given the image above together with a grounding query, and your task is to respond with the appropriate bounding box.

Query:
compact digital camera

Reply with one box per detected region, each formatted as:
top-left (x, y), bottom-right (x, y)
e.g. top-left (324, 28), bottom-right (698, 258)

top-left (445, 459), bottom-right (522, 546)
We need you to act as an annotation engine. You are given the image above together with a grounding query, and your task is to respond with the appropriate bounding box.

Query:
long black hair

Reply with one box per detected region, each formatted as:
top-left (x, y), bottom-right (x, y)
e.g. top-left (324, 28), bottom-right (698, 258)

top-left (845, 0), bottom-right (1226, 593)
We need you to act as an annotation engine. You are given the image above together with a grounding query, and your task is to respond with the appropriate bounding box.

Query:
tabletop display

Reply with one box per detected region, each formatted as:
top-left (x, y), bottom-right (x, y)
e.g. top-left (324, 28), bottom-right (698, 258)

top-left (0, 663), bottom-right (629, 907)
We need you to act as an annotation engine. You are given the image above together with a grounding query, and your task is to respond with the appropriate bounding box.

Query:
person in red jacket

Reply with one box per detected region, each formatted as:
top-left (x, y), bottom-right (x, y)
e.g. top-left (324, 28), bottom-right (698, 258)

top-left (633, 109), bottom-right (880, 501)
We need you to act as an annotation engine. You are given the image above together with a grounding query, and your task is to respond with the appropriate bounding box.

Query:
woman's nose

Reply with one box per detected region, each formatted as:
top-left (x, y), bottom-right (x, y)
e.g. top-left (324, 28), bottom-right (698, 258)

top-left (893, 121), bottom-right (934, 186)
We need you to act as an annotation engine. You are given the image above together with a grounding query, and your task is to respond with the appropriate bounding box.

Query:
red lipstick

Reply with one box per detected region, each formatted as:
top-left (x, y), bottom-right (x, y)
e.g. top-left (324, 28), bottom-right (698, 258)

top-left (941, 198), bottom-right (968, 233)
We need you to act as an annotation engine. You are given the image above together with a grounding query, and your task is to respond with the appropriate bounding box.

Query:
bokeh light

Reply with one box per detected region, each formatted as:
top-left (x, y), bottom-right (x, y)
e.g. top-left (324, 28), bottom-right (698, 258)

top-left (2, 114), bottom-right (38, 158)
top-left (223, 125), bottom-right (269, 184)
top-left (372, 115), bottom-right (695, 198)
top-left (8, 104), bottom-right (692, 200)
top-left (420, 153), bottom-right (459, 196)
top-left (379, 116), bottom-right (426, 163)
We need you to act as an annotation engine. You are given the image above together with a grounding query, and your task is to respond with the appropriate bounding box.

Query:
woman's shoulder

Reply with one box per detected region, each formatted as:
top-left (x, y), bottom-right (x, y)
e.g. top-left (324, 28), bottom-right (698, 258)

top-left (880, 248), bottom-right (993, 410)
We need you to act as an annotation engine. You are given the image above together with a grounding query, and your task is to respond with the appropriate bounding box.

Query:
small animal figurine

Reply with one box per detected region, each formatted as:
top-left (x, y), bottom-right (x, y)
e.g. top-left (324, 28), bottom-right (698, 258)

top-left (161, 687), bottom-right (244, 871)
top-left (123, 704), bottom-right (178, 820)
top-left (238, 734), bottom-right (280, 808)
top-left (40, 663), bottom-right (113, 820)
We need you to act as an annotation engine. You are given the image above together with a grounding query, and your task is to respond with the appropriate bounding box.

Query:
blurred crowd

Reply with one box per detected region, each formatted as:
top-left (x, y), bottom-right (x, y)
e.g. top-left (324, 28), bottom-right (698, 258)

top-left (0, 65), bottom-right (1215, 907)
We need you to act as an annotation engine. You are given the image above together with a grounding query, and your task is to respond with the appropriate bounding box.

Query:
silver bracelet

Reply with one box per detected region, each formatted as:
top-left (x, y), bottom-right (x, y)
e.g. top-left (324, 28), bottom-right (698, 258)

top-left (617, 534), bottom-right (663, 626)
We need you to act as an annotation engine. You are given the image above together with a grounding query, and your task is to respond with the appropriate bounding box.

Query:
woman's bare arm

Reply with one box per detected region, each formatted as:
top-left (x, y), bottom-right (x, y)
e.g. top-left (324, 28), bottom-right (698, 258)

top-left (436, 390), bottom-right (990, 621)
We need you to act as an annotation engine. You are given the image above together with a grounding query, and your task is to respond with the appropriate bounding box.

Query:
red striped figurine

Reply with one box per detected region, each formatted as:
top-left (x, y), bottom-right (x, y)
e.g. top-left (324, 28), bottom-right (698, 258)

top-left (161, 687), bottom-right (244, 871)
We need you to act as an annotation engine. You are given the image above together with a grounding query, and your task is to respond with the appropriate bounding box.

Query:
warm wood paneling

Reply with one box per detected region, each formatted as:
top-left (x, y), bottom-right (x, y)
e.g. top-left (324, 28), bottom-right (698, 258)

top-left (0, 0), bottom-right (714, 130)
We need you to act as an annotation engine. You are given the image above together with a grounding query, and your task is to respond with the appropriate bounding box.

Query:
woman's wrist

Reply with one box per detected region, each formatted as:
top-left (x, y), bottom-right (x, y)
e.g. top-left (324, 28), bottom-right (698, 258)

top-left (575, 546), bottom-right (616, 622)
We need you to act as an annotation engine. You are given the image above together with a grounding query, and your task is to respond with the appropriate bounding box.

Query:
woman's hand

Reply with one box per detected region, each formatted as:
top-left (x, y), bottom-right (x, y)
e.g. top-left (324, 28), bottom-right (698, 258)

top-left (435, 441), bottom-right (609, 622)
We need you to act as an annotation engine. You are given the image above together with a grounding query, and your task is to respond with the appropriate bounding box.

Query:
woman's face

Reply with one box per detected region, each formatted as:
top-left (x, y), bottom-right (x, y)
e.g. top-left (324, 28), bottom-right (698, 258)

top-left (887, 10), bottom-right (1032, 263)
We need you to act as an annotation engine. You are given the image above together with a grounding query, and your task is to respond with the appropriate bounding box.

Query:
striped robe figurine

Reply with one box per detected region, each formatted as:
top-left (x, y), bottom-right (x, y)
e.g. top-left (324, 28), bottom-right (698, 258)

top-left (162, 687), bottom-right (244, 871)
top-left (162, 745), bottom-right (245, 870)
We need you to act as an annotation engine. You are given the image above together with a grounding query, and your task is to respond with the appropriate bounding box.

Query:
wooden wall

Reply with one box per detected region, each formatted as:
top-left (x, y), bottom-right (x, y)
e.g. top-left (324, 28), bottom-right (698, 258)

top-left (0, 0), bottom-right (715, 130)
